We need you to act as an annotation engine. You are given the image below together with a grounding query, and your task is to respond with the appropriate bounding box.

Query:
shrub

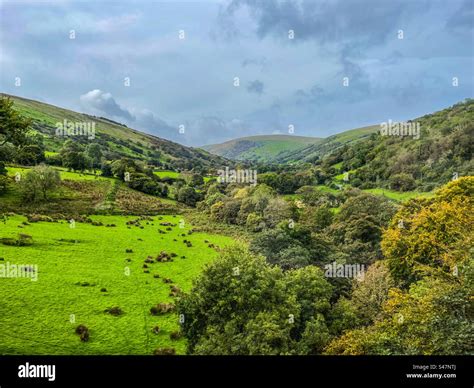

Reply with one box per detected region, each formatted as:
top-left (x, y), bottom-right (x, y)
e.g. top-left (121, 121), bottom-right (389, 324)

top-left (104, 306), bottom-right (123, 316)
top-left (153, 347), bottom-right (176, 355)
top-left (0, 175), bottom-right (9, 194)
top-left (150, 303), bottom-right (175, 315)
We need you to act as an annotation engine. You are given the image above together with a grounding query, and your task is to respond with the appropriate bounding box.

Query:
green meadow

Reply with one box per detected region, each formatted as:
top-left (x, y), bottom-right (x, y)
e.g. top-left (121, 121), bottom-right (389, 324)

top-left (362, 188), bottom-right (435, 201)
top-left (0, 214), bottom-right (233, 355)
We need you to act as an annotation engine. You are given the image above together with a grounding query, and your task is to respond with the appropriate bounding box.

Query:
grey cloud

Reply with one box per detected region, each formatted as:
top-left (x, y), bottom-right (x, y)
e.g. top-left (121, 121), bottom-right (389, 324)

top-left (241, 57), bottom-right (268, 71)
top-left (185, 116), bottom-right (255, 146)
top-left (133, 109), bottom-right (177, 141)
top-left (219, 0), bottom-right (424, 48)
top-left (80, 89), bottom-right (133, 121)
top-left (80, 89), bottom-right (178, 141)
top-left (247, 80), bottom-right (265, 95)
top-left (446, 0), bottom-right (474, 33)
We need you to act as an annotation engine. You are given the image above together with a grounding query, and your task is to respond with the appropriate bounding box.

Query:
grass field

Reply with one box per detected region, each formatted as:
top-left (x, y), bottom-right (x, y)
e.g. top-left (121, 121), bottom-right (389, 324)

top-left (362, 188), bottom-right (435, 201)
top-left (2, 166), bottom-right (179, 217)
top-left (153, 170), bottom-right (216, 184)
top-left (6, 166), bottom-right (110, 182)
top-left (0, 214), bottom-right (233, 355)
top-left (153, 170), bottom-right (180, 179)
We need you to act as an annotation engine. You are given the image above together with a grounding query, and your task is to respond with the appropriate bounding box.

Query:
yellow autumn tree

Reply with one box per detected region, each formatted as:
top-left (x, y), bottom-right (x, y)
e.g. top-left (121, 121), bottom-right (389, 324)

top-left (381, 176), bottom-right (473, 285)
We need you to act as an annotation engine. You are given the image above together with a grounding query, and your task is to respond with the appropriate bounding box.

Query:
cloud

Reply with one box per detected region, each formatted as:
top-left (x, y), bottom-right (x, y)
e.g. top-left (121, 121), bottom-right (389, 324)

top-left (79, 90), bottom-right (177, 140)
top-left (217, 0), bottom-right (422, 48)
top-left (132, 109), bottom-right (177, 140)
top-left (446, 0), bottom-right (474, 33)
top-left (80, 90), bottom-right (134, 121)
top-left (184, 116), bottom-right (254, 146)
top-left (1, 1), bottom-right (472, 146)
top-left (247, 80), bottom-right (264, 95)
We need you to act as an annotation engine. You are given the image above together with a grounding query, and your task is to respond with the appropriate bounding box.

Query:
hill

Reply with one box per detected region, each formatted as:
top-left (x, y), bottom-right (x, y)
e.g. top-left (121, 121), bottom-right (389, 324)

top-left (274, 125), bottom-right (378, 164)
top-left (202, 134), bottom-right (322, 161)
top-left (315, 99), bottom-right (474, 192)
top-left (1, 94), bottom-right (228, 171)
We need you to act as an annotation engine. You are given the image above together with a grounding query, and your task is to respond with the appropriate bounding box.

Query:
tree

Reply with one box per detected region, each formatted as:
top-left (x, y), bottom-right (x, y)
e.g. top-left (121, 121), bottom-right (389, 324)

top-left (350, 261), bottom-right (395, 326)
top-left (86, 143), bottom-right (103, 169)
top-left (0, 96), bottom-right (46, 164)
top-left (326, 178), bottom-right (474, 355)
top-left (60, 140), bottom-right (91, 172)
top-left (100, 162), bottom-right (113, 177)
top-left (263, 197), bottom-right (292, 228)
top-left (389, 173), bottom-right (416, 191)
top-left (0, 175), bottom-right (8, 195)
top-left (250, 229), bottom-right (313, 270)
top-left (20, 164), bottom-right (60, 201)
top-left (328, 193), bottom-right (397, 265)
top-left (325, 262), bottom-right (473, 355)
top-left (0, 97), bottom-right (31, 148)
top-left (382, 176), bottom-right (473, 286)
top-left (182, 172), bottom-right (204, 187)
top-left (178, 246), bottom-right (333, 355)
top-left (177, 186), bottom-right (198, 207)
top-left (111, 158), bottom-right (142, 179)
top-left (300, 205), bottom-right (334, 232)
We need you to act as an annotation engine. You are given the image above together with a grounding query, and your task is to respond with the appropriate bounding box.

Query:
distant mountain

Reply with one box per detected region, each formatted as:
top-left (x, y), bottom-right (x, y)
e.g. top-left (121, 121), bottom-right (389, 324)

top-left (202, 135), bottom-right (323, 161)
top-left (2, 93), bottom-right (228, 171)
top-left (274, 125), bottom-right (379, 164)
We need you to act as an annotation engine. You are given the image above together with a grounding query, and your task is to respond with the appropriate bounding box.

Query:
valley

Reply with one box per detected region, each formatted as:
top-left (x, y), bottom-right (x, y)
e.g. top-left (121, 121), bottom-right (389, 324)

top-left (0, 94), bottom-right (472, 356)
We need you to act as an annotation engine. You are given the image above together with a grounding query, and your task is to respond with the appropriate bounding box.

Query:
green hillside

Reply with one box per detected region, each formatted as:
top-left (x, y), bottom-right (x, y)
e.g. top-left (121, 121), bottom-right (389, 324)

top-left (203, 134), bottom-right (322, 161)
top-left (314, 99), bottom-right (474, 192)
top-left (275, 125), bottom-right (378, 163)
top-left (1, 94), bottom-right (228, 171)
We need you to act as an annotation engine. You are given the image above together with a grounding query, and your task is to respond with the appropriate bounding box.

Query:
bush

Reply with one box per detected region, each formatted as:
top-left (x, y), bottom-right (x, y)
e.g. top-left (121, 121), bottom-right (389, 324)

top-left (153, 347), bottom-right (176, 355)
top-left (389, 173), bottom-right (416, 192)
top-left (177, 186), bottom-right (199, 207)
top-left (104, 306), bottom-right (123, 316)
top-left (0, 175), bottom-right (9, 194)
top-left (150, 303), bottom-right (175, 315)
top-left (0, 234), bottom-right (33, 246)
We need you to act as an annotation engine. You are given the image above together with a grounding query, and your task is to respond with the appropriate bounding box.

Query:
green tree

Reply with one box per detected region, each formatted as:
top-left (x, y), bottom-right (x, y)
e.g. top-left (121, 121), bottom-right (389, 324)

top-left (178, 246), bottom-right (333, 355)
top-left (0, 97), bottom-right (31, 148)
top-left (177, 186), bottom-right (198, 207)
top-left (20, 164), bottom-right (60, 201)
top-left (86, 143), bottom-right (103, 169)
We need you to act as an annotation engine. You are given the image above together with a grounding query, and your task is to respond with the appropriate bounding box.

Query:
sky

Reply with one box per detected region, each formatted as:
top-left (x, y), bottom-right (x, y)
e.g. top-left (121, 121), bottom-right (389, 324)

top-left (0, 0), bottom-right (473, 146)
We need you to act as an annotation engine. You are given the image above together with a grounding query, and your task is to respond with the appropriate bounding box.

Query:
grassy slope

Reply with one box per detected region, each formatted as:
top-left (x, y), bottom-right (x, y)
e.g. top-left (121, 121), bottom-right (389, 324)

top-left (276, 125), bottom-right (378, 163)
top-left (2, 93), bottom-right (228, 169)
top-left (362, 188), bottom-right (434, 201)
top-left (2, 166), bottom-right (179, 215)
top-left (0, 214), bottom-right (233, 355)
top-left (320, 100), bottom-right (474, 190)
top-left (203, 135), bottom-right (322, 161)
